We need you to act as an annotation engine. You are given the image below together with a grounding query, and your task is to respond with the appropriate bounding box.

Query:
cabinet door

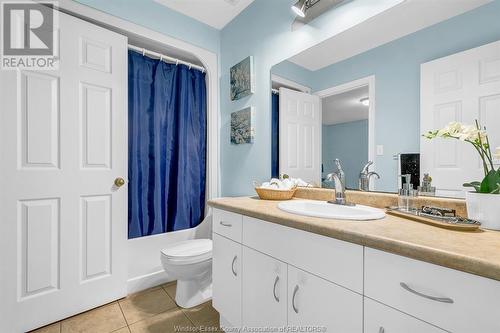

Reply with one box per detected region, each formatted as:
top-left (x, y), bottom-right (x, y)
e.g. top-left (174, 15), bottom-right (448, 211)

top-left (212, 233), bottom-right (242, 327)
top-left (288, 266), bottom-right (362, 333)
top-left (242, 246), bottom-right (287, 327)
top-left (364, 298), bottom-right (446, 333)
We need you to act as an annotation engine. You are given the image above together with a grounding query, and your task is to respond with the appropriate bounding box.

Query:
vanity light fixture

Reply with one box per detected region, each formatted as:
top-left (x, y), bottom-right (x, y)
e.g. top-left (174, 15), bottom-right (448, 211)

top-left (291, 0), bottom-right (321, 18)
top-left (360, 97), bottom-right (370, 106)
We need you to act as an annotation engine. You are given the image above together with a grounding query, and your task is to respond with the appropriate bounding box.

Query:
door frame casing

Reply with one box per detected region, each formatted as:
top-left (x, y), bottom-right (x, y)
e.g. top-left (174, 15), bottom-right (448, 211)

top-left (55, 0), bottom-right (220, 201)
top-left (315, 76), bottom-right (376, 190)
top-left (271, 74), bottom-right (312, 93)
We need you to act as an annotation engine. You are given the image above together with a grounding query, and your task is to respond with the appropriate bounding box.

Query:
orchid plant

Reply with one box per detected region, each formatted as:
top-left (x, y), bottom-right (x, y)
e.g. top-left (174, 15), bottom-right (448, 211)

top-left (423, 120), bottom-right (500, 194)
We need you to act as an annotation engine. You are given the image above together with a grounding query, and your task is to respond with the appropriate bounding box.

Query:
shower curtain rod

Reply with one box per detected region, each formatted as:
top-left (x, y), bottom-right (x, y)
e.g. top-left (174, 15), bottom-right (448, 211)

top-left (272, 88), bottom-right (280, 94)
top-left (128, 44), bottom-right (206, 73)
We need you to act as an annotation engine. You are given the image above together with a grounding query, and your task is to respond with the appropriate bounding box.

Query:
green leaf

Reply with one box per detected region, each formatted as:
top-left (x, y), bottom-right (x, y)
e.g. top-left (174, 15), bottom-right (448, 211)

top-left (479, 170), bottom-right (500, 193)
top-left (463, 181), bottom-right (481, 192)
top-left (491, 183), bottom-right (500, 194)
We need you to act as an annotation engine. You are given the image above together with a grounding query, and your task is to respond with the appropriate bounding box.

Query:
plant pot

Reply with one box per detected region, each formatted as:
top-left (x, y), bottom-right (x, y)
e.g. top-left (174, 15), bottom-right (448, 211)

top-left (466, 191), bottom-right (500, 230)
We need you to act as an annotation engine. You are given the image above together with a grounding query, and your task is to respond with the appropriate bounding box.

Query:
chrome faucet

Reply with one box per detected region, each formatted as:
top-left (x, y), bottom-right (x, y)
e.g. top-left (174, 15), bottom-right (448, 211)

top-left (326, 159), bottom-right (354, 206)
top-left (358, 161), bottom-right (380, 191)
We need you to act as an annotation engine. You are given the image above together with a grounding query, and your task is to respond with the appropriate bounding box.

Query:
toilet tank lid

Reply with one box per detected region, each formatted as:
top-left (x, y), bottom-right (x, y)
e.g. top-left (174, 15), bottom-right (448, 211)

top-left (161, 239), bottom-right (212, 258)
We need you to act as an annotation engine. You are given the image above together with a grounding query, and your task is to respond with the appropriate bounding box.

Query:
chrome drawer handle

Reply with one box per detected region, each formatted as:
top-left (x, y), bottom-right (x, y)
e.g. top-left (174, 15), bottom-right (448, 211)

top-left (231, 256), bottom-right (238, 277)
top-left (292, 285), bottom-right (299, 313)
top-left (220, 221), bottom-right (232, 227)
top-left (273, 276), bottom-right (280, 302)
top-left (400, 282), bottom-right (454, 304)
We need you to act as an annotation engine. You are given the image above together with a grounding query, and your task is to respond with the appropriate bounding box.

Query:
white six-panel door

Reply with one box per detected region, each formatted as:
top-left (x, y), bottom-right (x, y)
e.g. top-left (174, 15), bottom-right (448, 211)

top-left (421, 40), bottom-right (500, 198)
top-left (0, 10), bottom-right (128, 332)
top-left (279, 88), bottom-right (321, 185)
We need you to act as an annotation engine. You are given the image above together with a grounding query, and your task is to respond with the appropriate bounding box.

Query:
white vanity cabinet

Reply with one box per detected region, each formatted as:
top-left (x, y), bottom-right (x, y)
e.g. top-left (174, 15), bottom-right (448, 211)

top-left (242, 246), bottom-right (287, 327)
top-left (212, 208), bottom-right (500, 333)
top-left (364, 298), bottom-right (446, 333)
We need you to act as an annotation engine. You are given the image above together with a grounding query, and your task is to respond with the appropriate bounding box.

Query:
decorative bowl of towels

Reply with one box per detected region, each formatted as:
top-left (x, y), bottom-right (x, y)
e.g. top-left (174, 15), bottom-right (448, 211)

top-left (254, 175), bottom-right (308, 200)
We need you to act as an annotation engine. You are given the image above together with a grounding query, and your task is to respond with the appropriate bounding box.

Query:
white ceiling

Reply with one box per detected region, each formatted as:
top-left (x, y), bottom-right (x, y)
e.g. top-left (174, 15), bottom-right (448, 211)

top-left (153, 0), bottom-right (255, 29)
top-left (289, 0), bottom-right (492, 71)
top-left (322, 86), bottom-right (369, 125)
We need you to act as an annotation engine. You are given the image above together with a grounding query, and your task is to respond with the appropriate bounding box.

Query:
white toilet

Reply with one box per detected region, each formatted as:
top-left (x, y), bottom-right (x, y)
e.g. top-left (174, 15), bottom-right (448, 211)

top-left (161, 239), bottom-right (213, 308)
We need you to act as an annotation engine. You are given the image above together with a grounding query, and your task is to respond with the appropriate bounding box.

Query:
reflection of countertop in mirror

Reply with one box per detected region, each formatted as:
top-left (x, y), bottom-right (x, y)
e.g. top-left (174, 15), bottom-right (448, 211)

top-left (296, 187), bottom-right (468, 216)
top-left (208, 195), bottom-right (500, 282)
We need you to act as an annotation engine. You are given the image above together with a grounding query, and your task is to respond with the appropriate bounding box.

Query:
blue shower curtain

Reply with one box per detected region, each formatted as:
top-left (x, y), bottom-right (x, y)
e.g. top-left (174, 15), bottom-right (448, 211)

top-left (128, 50), bottom-right (207, 239)
top-left (271, 92), bottom-right (279, 178)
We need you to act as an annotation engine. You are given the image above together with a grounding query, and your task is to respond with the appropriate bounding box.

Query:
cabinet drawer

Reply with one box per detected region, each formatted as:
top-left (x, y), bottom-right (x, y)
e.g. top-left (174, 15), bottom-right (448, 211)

top-left (212, 233), bottom-right (242, 326)
top-left (242, 216), bottom-right (363, 293)
top-left (365, 248), bottom-right (500, 333)
top-left (213, 209), bottom-right (242, 242)
top-left (364, 298), bottom-right (445, 333)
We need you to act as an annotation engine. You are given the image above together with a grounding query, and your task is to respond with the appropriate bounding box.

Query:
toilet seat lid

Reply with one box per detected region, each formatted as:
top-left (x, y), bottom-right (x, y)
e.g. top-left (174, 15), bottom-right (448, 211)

top-left (161, 239), bottom-right (212, 262)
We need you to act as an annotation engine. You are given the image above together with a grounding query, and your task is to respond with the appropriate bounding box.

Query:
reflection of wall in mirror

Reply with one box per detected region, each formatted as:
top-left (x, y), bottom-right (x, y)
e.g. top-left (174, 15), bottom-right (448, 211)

top-left (322, 120), bottom-right (369, 190)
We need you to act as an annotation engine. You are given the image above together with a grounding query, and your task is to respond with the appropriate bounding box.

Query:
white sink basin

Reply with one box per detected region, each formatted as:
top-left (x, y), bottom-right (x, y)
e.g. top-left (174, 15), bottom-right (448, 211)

top-left (278, 200), bottom-right (385, 220)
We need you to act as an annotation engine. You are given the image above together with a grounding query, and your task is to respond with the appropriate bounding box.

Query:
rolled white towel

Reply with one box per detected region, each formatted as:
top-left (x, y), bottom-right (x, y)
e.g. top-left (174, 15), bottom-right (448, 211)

top-left (258, 177), bottom-right (311, 190)
top-left (292, 178), bottom-right (309, 187)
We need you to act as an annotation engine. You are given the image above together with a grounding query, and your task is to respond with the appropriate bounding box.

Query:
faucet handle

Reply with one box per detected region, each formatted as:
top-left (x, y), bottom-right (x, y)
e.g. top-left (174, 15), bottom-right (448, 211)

top-left (334, 159), bottom-right (343, 170)
top-left (361, 161), bottom-right (374, 174)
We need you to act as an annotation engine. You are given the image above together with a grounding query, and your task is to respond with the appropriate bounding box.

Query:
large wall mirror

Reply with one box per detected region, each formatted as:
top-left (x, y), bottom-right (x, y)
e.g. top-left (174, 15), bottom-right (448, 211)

top-left (270, 0), bottom-right (500, 199)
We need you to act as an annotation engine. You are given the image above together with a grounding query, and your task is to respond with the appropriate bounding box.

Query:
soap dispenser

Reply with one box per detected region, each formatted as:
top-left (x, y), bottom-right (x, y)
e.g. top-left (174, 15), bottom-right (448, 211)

top-left (398, 174), bottom-right (418, 212)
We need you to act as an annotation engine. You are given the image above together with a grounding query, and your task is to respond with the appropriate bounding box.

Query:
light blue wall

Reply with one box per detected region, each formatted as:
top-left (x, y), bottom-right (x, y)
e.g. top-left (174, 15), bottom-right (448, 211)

top-left (310, 0), bottom-right (500, 191)
top-left (271, 60), bottom-right (315, 88)
top-left (74, 0), bottom-right (220, 54)
top-left (322, 120), bottom-right (368, 190)
top-left (220, 0), bottom-right (404, 196)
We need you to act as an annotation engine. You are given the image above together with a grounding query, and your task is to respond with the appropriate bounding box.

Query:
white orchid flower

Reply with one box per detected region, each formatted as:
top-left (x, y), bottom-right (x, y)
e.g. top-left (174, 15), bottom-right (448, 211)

top-left (494, 147), bottom-right (500, 160)
top-left (457, 125), bottom-right (478, 141)
top-left (448, 121), bottom-right (463, 134)
top-left (437, 121), bottom-right (464, 138)
top-left (423, 120), bottom-right (497, 184)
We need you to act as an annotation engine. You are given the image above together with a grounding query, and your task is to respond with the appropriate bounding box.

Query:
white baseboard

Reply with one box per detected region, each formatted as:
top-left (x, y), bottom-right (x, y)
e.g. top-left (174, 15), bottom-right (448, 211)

top-left (127, 269), bottom-right (174, 294)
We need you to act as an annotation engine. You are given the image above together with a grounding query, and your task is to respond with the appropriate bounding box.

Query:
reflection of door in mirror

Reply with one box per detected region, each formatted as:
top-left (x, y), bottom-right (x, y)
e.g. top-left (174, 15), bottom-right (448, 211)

top-left (270, 74), bottom-right (313, 180)
top-left (278, 87), bottom-right (321, 186)
top-left (421, 40), bottom-right (500, 199)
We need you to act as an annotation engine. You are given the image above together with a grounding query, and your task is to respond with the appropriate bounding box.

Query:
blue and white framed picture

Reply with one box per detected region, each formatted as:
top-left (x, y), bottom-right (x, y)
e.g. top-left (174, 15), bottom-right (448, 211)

top-left (230, 56), bottom-right (254, 101)
top-left (231, 107), bottom-right (255, 144)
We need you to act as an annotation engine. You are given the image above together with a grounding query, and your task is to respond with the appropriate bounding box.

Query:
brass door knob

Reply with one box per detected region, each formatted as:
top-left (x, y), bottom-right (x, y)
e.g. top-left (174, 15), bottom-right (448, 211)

top-left (114, 177), bottom-right (126, 187)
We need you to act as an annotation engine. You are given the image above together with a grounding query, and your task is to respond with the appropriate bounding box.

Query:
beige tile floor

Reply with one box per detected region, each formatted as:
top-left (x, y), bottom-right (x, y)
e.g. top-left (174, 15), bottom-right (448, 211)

top-left (29, 282), bottom-right (220, 333)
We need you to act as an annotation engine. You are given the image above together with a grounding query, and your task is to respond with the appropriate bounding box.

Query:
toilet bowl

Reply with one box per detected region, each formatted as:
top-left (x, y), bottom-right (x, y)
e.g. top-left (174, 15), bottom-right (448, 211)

top-left (161, 239), bottom-right (212, 308)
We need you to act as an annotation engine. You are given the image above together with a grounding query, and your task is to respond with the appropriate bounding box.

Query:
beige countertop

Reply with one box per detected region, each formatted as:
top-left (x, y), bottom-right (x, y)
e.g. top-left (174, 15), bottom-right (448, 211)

top-left (208, 196), bottom-right (500, 282)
